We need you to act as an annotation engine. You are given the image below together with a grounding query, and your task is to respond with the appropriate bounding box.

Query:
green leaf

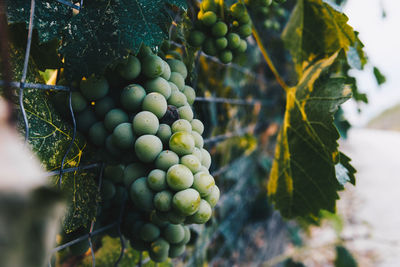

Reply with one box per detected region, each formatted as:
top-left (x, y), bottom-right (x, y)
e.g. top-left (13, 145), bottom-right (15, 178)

top-left (334, 246), bottom-right (358, 267)
top-left (282, 0), bottom-right (356, 76)
top-left (373, 66), bottom-right (386, 86)
top-left (267, 52), bottom-right (355, 218)
top-left (347, 32), bottom-right (367, 70)
top-left (61, 0), bottom-right (187, 80)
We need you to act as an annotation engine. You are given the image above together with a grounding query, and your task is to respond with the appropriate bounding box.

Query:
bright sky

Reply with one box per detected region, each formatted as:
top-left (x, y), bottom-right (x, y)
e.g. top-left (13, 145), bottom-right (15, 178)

top-left (342, 0), bottom-right (400, 126)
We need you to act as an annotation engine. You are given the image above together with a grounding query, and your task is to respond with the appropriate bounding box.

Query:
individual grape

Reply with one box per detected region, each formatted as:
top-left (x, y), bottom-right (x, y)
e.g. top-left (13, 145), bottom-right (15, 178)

top-left (168, 82), bottom-right (179, 93)
top-left (201, 11), bottom-right (217, 26)
top-left (171, 119), bottom-right (192, 133)
top-left (71, 91), bottom-right (87, 113)
top-left (147, 169), bottom-right (167, 191)
top-left (166, 51), bottom-right (183, 61)
top-left (130, 177), bottom-right (154, 211)
top-left (154, 190), bottom-right (173, 212)
top-left (211, 21), bottom-right (228, 37)
top-left (155, 150), bottom-right (180, 171)
top-left (88, 122), bottom-right (107, 147)
top-left (191, 119), bottom-right (204, 134)
top-left (140, 223), bottom-right (160, 242)
top-left (230, 2), bottom-right (247, 19)
top-left (188, 30), bottom-right (205, 47)
top-left (192, 147), bottom-right (203, 162)
top-left (167, 210), bottom-right (186, 224)
top-left (101, 179), bottom-right (116, 200)
top-left (191, 131), bottom-right (204, 148)
top-left (169, 244), bottom-right (185, 258)
top-left (188, 199), bottom-right (212, 224)
top-left (69, 239), bottom-right (89, 256)
top-left (227, 33), bottom-right (241, 49)
top-left (201, 148), bottom-right (212, 168)
top-left (161, 61), bottom-right (171, 80)
top-left (238, 24), bottom-right (252, 37)
top-left (204, 185), bottom-right (220, 208)
top-left (166, 59), bottom-right (188, 79)
top-left (76, 108), bottom-right (97, 133)
top-left (123, 162), bottom-right (147, 187)
top-left (138, 45), bottom-right (152, 59)
top-left (104, 109), bottom-right (129, 131)
top-left (236, 39), bottom-right (247, 53)
top-left (177, 226), bottom-right (191, 245)
top-left (178, 105), bottom-right (194, 121)
top-left (203, 38), bottom-right (217, 56)
top-left (117, 55), bottom-right (141, 80)
top-left (172, 188), bottom-right (201, 216)
top-left (133, 111), bottom-right (159, 136)
top-left (95, 96), bottom-right (115, 118)
top-left (105, 135), bottom-right (122, 158)
top-left (239, 14), bottom-right (251, 24)
top-left (134, 135), bottom-right (163, 163)
top-left (180, 154), bottom-right (201, 173)
top-left (219, 50), bottom-right (233, 64)
top-left (167, 91), bottom-right (187, 108)
top-left (164, 224), bottom-right (185, 244)
top-left (169, 72), bottom-right (185, 91)
top-left (144, 77), bottom-right (171, 99)
top-left (112, 122), bottom-right (135, 150)
top-left (120, 84), bottom-right (146, 112)
top-left (193, 171), bottom-right (215, 197)
top-left (201, 0), bottom-right (217, 12)
top-left (197, 165), bottom-right (210, 174)
top-left (169, 131), bottom-right (195, 156)
top-left (104, 164), bottom-right (125, 184)
top-left (80, 76), bottom-right (109, 100)
top-left (215, 37), bottom-right (228, 50)
top-left (149, 210), bottom-right (169, 228)
top-left (142, 55), bottom-right (165, 78)
top-left (149, 238), bottom-right (169, 263)
top-left (182, 86), bottom-right (196, 105)
top-left (142, 92), bottom-right (168, 119)
top-left (157, 123), bottom-right (172, 144)
top-left (166, 164), bottom-right (194, 191)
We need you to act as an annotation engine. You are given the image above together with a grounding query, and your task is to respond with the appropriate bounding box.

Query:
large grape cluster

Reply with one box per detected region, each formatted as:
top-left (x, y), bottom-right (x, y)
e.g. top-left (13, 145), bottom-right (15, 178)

top-left (188, 0), bottom-right (252, 64)
top-left (61, 44), bottom-right (220, 262)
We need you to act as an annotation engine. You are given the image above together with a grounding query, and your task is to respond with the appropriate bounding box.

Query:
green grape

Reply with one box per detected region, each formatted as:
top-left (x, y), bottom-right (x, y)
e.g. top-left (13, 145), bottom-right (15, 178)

top-left (166, 51), bottom-right (183, 61)
top-left (155, 150), bottom-right (180, 171)
top-left (201, 148), bottom-right (212, 168)
top-left (120, 84), bottom-right (146, 112)
top-left (236, 39), bottom-right (247, 53)
top-left (188, 199), bottom-right (212, 224)
top-left (133, 111), bottom-right (159, 135)
top-left (167, 210), bottom-right (186, 224)
top-left (71, 91), bottom-right (87, 113)
top-left (171, 119), bottom-right (192, 133)
top-left (130, 177), bottom-right (154, 211)
top-left (215, 37), bottom-right (228, 50)
top-left (161, 61), bottom-right (171, 80)
top-left (101, 179), bottom-right (116, 200)
top-left (197, 165), bottom-right (210, 174)
top-left (166, 59), bottom-right (187, 79)
top-left (144, 77), bottom-right (171, 99)
top-left (117, 55), bottom-right (141, 80)
top-left (76, 108), bottom-right (97, 133)
top-left (168, 91), bottom-right (188, 108)
top-left (227, 33), bottom-right (241, 49)
top-left (201, 11), bottom-right (217, 26)
top-left (203, 38), bottom-right (217, 56)
top-left (201, 0), bottom-right (217, 12)
top-left (191, 131), bottom-right (204, 148)
top-left (169, 82), bottom-right (179, 93)
top-left (263, 19), bottom-right (273, 29)
top-left (112, 122), bottom-right (135, 150)
top-left (188, 30), bottom-right (205, 47)
top-left (166, 164), bottom-right (194, 191)
top-left (169, 72), bottom-right (185, 91)
top-left (134, 135), bottom-right (163, 163)
top-left (150, 210), bottom-right (169, 228)
top-left (180, 154), bottom-right (201, 173)
top-left (259, 7), bottom-right (269, 15)
top-left (154, 190), bottom-right (173, 212)
top-left (147, 169), bottom-right (167, 191)
top-left (164, 224), bottom-right (184, 244)
top-left (169, 244), bottom-right (185, 258)
top-left (193, 171), bottom-right (215, 197)
top-left (182, 86), bottom-right (196, 105)
top-left (204, 185), bottom-right (220, 208)
top-left (142, 55), bottom-right (165, 78)
top-left (140, 223), bottom-right (160, 242)
top-left (94, 96), bottom-right (115, 118)
top-left (142, 92), bottom-right (168, 119)
top-left (192, 147), bottom-right (203, 162)
top-left (178, 105), bottom-right (194, 121)
top-left (271, 20), bottom-right (281, 31)
top-left (104, 164), bottom-right (125, 184)
top-left (161, 40), bottom-right (170, 53)
top-left (105, 135), bottom-right (122, 158)
top-left (172, 188), bottom-right (201, 216)
top-left (276, 7), bottom-right (285, 17)
top-left (211, 21), bottom-right (228, 37)
top-left (177, 226), bottom-right (191, 245)
top-left (157, 124), bottom-right (172, 144)
top-left (149, 238), bottom-right (169, 263)
top-left (218, 50), bottom-right (233, 64)
top-left (138, 44), bottom-right (152, 59)
top-left (191, 119), bottom-right (204, 134)
top-left (239, 14), bottom-right (251, 24)
top-left (230, 2), bottom-right (247, 19)
top-left (169, 131), bottom-right (195, 156)
top-left (104, 109), bottom-right (129, 131)
top-left (124, 162), bottom-right (147, 187)
top-left (69, 239), bottom-right (89, 256)
top-left (80, 75), bottom-right (109, 100)
top-left (238, 24), bottom-right (252, 37)
top-left (88, 122), bottom-right (107, 147)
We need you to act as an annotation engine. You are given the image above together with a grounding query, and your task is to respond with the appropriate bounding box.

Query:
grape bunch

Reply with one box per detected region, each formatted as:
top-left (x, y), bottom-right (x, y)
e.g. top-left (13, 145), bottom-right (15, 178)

top-left (56, 44), bottom-right (220, 262)
top-left (188, 0), bottom-right (252, 64)
top-left (245, 0), bottom-right (287, 31)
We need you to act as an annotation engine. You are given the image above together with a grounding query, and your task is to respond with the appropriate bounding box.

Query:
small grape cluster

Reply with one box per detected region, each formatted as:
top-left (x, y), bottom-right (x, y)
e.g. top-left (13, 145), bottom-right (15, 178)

top-left (245, 0), bottom-right (287, 31)
top-left (188, 0), bottom-right (252, 64)
top-left (58, 44), bottom-right (219, 262)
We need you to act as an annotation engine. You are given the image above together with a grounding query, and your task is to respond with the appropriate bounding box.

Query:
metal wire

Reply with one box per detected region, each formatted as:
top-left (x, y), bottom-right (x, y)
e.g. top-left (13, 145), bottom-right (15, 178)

top-left (0, 80), bottom-right (71, 91)
top-left (195, 96), bottom-right (274, 106)
top-left (204, 125), bottom-right (255, 145)
top-left (56, 0), bottom-right (81, 10)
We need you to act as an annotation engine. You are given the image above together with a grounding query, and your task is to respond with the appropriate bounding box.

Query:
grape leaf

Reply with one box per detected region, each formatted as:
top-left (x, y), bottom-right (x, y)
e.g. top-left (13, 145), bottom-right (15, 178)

top-left (267, 52), bottom-right (355, 218)
top-left (373, 66), bottom-right (386, 86)
top-left (282, 0), bottom-right (356, 76)
top-left (334, 246), bottom-right (358, 267)
top-left (61, 0), bottom-right (187, 80)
